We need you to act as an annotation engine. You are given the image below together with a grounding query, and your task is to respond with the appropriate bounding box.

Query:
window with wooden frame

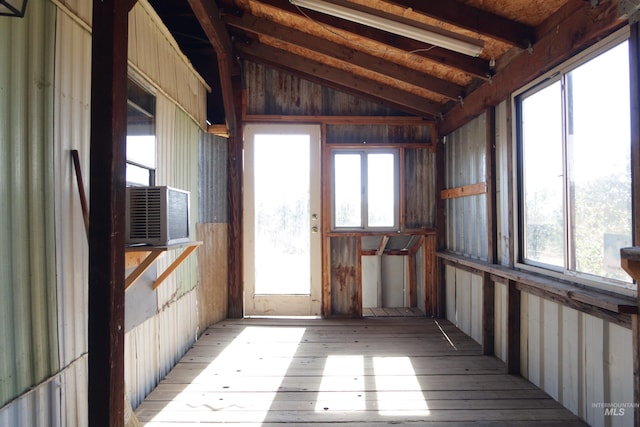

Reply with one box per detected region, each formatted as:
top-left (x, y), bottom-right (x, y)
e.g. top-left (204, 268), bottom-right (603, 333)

top-left (515, 33), bottom-right (633, 291)
top-left (126, 78), bottom-right (156, 187)
top-left (331, 149), bottom-right (399, 231)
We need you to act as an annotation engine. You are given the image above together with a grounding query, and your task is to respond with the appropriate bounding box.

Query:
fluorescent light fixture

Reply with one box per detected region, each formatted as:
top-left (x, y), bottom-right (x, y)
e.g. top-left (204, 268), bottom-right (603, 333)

top-left (290, 0), bottom-right (484, 57)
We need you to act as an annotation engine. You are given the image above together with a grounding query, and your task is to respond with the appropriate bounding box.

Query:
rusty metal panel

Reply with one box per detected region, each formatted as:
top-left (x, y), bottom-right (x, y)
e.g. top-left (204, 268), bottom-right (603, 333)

top-left (330, 236), bottom-right (360, 316)
top-left (405, 148), bottom-right (436, 228)
top-left (0, 0), bottom-right (60, 415)
top-left (444, 113), bottom-right (488, 260)
top-left (244, 61), bottom-right (406, 116)
top-left (198, 131), bottom-right (228, 223)
top-left (326, 124), bottom-right (431, 144)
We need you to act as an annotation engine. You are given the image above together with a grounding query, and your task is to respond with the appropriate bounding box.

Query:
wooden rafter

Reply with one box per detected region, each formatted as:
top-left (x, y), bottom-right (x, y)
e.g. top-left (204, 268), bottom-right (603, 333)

top-left (391, 0), bottom-right (535, 48)
top-left (187, 0), bottom-right (237, 131)
top-left (235, 41), bottom-right (443, 117)
top-left (257, 0), bottom-right (491, 80)
top-left (225, 13), bottom-right (465, 101)
top-left (440, 0), bottom-right (624, 135)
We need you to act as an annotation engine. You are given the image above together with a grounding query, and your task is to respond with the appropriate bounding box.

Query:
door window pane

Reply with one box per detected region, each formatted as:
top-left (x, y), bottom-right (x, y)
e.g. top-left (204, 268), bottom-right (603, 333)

top-left (254, 134), bottom-right (311, 294)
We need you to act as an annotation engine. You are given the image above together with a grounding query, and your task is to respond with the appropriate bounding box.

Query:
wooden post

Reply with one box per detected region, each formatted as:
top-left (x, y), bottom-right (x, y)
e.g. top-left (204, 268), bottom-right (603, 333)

top-left (630, 21), bottom-right (640, 427)
top-left (435, 135), bottom-right (446, 318)
top-left (482, 107), bottom-right (497, 356)
top-left (482, 272), bottom-right (495, 356)
top-left (506, 279), bottom-right (521, 375)
top-left (227, 76), bottom-right (243, 318)
top-left (88, 0), bottom-right (128, 425)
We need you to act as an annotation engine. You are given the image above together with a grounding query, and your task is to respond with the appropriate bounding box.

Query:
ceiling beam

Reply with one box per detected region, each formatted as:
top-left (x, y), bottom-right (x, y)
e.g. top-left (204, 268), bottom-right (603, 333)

top-left (390, 0), bottom-right (535, 48)
top-left (225, 13), bottom-right (465, 101)
top-left (440, 0), bottom-right (624, 135)
top-left (236, 41), bottom-right (443, 117)
top-left (187, 0), bottom-right (237, 131)
top-left (257, 0), bottom-right (491, 80)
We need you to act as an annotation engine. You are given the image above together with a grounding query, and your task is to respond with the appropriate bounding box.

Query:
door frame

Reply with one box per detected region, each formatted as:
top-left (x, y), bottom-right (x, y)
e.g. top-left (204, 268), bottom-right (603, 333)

top-left (242, 123), bottom-right (323, 317)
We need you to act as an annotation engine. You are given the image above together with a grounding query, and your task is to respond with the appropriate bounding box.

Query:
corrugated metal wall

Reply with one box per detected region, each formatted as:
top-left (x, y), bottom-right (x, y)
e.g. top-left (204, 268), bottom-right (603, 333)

top-left (128, 0), bottom-right (208, 128)
top-left (0, 0), bottom-right (59, 417)
top-left (445, 265), bottom-right (634, 427)
top-left (52, 7), bottom-right (92, 426)
top-left (445, 113), bottom-right (488, 260)
top-left (199, 132), bottom-right (228, 224)
top-left (244, 61), bottom-right (407, 116)
top-left (405, 148), bottom-right (436, 228)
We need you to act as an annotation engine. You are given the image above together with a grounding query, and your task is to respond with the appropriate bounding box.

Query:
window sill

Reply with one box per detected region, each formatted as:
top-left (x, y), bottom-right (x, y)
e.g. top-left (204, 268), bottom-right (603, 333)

top-left (436, 251), bottom-right (637, 327)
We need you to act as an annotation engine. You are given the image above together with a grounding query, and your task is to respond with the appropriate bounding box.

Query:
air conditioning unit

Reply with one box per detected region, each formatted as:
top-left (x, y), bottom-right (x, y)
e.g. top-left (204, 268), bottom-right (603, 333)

top-left (125, 186), bottom-right (190, 246)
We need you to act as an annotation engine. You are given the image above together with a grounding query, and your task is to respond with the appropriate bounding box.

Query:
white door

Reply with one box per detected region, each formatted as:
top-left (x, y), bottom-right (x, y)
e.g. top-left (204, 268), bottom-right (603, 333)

top-left (243, 124), bottom-right (322, 316)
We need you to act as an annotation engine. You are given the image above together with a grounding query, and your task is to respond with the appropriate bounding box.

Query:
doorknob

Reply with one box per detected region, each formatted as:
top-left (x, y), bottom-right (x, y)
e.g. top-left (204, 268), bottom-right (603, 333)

top-left (311, 226), bottom-right (319, 233)
top-left (311, 213), bottom-right (318, 221)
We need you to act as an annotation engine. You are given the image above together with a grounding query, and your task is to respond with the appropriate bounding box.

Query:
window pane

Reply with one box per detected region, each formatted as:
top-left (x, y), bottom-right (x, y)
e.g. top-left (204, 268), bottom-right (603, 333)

top-left (334, 154), bottom-right (361, 227)
top-left (522, 81), bottom-right (564, 267)
top-left (567, 41), bottom-right (632, 282)
top-left (126, 163), bottom-right (152, 187)
top-left (367, 153), bottom-right (395, 227)
top-left (126, 80), bottom-right (156, 185)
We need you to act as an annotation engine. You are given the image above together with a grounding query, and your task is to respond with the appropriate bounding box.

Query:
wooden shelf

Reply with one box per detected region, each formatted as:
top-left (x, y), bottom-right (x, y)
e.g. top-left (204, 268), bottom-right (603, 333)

top-left (125, 241), bottom-right (202, 291)
top-left (621, 247), bottom-right (640, 282)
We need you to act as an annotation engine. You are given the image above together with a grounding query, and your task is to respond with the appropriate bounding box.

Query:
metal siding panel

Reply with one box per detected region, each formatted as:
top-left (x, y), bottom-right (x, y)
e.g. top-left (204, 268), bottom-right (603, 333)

top-left (128, 0), bottom-right (207, 128)
top-left (608, 323), bottom-right (633, 426)
top-left (561, 306), bottom-right (580, 415)
top-left (244, 61), bottom-right (407, 116)
top-left (54, 8), bottom-right (90, 370)
top-left (495, 100), bottom-right (512, 266)
top-left (444, 113), bottom-right (488, 260)
top-left (172, 108), bottom-right (199, 297)
top-left (583, 314), bottom-right (605, 426)
top-left (198, 131), bottom-right (228, 224)
top-left (0, 0), bottom-right (59, 410)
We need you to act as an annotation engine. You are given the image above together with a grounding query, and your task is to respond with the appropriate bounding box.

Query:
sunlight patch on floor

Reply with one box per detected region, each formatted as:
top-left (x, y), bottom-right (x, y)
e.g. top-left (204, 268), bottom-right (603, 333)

top-left (315, 355), bottom-right (366, 412)
top-left (149, 326), bottom-right (306, 424)
top-left (373, 356), bottom-right (430, 416)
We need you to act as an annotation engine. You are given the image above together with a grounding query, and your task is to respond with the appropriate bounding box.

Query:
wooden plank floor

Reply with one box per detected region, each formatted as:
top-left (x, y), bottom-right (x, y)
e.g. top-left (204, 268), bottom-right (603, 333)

top-left (135, 317), bottom-right (587, 426)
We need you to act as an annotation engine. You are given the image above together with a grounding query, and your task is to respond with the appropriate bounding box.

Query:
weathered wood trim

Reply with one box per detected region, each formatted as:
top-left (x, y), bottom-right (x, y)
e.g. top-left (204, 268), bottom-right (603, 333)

top-left (440, 182), bottom-right (487, 199)
top-left (88, 0), bottom-right (128, 425)
top-left (438, 251), bottom-right (637, 326)
top-left (506, 280), bottom-right (521, 375)
top-left (441, 0), bottom-right (625, 135)
top-left (486, 107), bottom-right (497, 264)
top-left (482, 272), bottom-right (495, 356)
top-left (408, 251), bottom-right (417, 307)
top-left (243, 115), bottom-right (435, 125)
top-left (424, 234), bottom-right (438, 317)
top-left (630, 22), bottom-right (640, 427)
top-left (227, 76), bottom-right (244, 318)
top-left (187, 0), bottom-right (237, 131)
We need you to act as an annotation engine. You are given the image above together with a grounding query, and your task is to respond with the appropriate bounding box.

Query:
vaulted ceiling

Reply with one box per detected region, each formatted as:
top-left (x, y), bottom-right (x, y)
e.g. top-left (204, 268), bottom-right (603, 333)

top-left (147, 0), bottom-right (613, 128)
